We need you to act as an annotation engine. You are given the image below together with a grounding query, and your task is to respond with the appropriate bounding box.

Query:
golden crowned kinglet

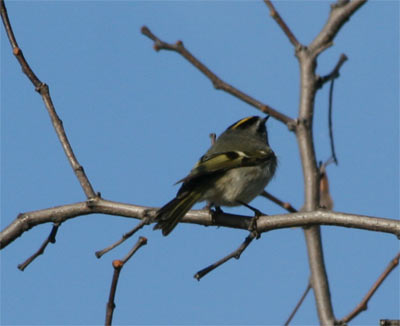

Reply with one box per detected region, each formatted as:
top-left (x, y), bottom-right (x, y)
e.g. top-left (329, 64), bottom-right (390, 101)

top-left (154, 116), bottom-right (277, 236)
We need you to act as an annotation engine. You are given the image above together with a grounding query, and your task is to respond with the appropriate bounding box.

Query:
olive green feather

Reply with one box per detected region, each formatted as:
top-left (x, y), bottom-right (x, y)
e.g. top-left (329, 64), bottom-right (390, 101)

top-left (154, 190), bottom-right (202, 236)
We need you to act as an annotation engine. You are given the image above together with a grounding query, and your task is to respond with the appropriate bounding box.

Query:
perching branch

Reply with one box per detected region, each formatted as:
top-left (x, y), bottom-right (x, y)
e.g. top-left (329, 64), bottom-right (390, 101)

top-left (340, 252), bottom-right (400, 324)
top-left (105, 237), bottom-right (147, 326)
top-left (141, 25), bottom-right (295, 129)
top-left (1, 198), bottom-right (399, 249)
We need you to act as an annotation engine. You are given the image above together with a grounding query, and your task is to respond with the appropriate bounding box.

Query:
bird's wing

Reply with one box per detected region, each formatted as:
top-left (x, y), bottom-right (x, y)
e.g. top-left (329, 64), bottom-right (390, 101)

top-left (176, 149), bottom-right (275, 184)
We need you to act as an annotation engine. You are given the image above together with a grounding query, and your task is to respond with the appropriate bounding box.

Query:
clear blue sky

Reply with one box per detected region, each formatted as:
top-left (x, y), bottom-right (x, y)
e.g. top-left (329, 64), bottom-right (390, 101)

top-left (1, 1), bottom-right (399, 325)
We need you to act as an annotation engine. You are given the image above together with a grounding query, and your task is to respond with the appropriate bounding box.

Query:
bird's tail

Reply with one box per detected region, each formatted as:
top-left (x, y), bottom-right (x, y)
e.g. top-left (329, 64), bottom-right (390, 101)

top-left (154, 191), bottom-right (201, 236)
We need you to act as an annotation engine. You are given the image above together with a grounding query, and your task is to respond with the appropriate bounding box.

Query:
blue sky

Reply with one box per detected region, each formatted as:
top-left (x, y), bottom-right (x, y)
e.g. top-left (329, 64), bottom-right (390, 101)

top-left (1, 1), bottom-right (399, 325)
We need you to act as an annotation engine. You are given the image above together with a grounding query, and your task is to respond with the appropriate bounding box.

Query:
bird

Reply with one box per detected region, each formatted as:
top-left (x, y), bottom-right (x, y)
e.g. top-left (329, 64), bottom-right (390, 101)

top-left (154, 115), bottom-right (277, 236)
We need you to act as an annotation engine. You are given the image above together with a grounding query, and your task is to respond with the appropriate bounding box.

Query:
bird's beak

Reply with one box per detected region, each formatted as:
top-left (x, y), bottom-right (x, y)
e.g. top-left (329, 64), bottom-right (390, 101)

top-left (263, 115), bottom-right (270, 124)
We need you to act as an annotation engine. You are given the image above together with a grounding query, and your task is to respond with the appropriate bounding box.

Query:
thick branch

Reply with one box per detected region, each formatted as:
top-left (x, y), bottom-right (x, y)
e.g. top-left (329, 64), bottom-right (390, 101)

top-left (1, 0), bottom-right (96, 199)
top-left (1, 198), bottom-right (398, 249)
top-left (298, 29), bottom-right (333, 326)
top-left (303, 227), bottom-right (334, 324)
top-left (141, 26), bottom-right (295, 128)
top-left (266, 0), bottom-right (367, 324)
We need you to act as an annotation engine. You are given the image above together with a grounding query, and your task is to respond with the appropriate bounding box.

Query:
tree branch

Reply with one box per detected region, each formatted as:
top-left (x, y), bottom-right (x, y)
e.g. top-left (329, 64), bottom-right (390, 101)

top-left (309, 0), bottom-right (367, 57)
top-left (263, 0), bottom-right (301, 49)
top-left (267, 0), bottom-right (367, 324)
top-left (260, 190), bottom-right (297, 213)
top-left (0, 0), bottom-right (96, 199)
top-left (105, 237), bottom-right (147, 326)
top-left (1, 198), bottom-right (398, 249)
top-left (340, 252), bottom-right (400, 324)
top-left (17, 223), bottom-right (60, 271)
top-left (95, 217), bottom-right (151, 258)
top-left (141, 25), bottom-right (295, 129)
top-left (317, 53), bottom-right (348, 88)
top-left (194, 232), bottom-right (256, 281)
top-left (284, 281), bottom-right (312, 325)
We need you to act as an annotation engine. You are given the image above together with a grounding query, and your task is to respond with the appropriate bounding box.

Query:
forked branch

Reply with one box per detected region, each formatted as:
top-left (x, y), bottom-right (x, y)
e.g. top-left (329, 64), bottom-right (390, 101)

top-left (105, 237), bottom-right (147, 326)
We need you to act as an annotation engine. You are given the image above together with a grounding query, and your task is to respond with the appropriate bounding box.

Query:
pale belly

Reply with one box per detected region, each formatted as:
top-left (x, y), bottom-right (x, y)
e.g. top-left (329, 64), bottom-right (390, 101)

top-left (201, 165), bottom-right (274, 207)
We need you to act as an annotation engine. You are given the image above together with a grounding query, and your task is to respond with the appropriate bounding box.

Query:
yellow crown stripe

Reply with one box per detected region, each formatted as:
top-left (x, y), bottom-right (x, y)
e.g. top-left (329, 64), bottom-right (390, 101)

top-left (230, 116), bottom-right (254, 129)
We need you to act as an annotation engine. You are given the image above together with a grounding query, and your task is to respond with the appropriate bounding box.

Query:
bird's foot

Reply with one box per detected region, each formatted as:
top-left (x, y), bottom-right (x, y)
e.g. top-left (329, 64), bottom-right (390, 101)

top-left (204, 203), bottom-right (223, 225)
top-left (238, 201), bottom-right (266, 239)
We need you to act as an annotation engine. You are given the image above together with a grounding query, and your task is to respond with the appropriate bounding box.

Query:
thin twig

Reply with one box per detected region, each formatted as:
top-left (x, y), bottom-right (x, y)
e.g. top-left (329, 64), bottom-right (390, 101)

top-left (263, 0), bottom-right (301, 49)
top-left (260, 190), bottom-right (297, 213)
top-left (96, 217), bottom-right (151, 258)
top-left (328, 78), bottom-right (338, 164)
top-left (284, 281), bottom-right (312, 326)
top-left (340, 252), bottom-right (400, 324)
top-left (317, 54), bottom-right (348, 88)
top-left (17, 223), bottom-right (60, 271)
top-left (380, 320), bottom-right (400, 326)
top-left (1, 0), bottom-right (96, 199)
top-left (194, 232), bottom-right (256, 281)
top-left (105, 237), bottom-right (147, 326)
top-left (318, 54), bottom-right (347, 166)
top-left (141, 26), bottom-right (295, 128)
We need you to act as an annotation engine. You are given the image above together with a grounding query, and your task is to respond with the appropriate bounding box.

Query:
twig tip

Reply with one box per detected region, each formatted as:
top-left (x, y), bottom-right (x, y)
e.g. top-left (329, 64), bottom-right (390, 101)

top-left (140, 25), bottom-right (149, 35)
top-left (112, 259), bottom-right (124, 269)
top-left (17, 264), bottom-right (25, 271)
